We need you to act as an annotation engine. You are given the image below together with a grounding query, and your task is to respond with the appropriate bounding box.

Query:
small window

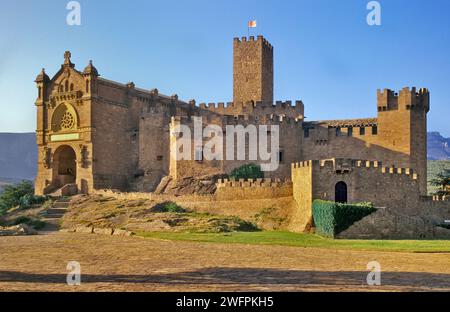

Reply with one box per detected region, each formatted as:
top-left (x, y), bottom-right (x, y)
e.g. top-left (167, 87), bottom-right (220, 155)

top-left (38, 86), bottom-right (42, 99)
top-left (372, 126), bottom-right (378, 135)
top-left (336, 128), bottom-right (341, 136)
top-left (304, 128), bottom-right (310, 138)
top-left (65, 80), bottom-right (69, 92)
top-left (278, 151), bottom-right (284, 163)
top-left (156, 155), bottom-right (163, 161)
top-left (347, 127), bottom-right (353, 137)
top-left (360, 127), bottom-right (365, 135)
top-left (70, 83), bottom-right (74, 92)
top-left (86, 80), bottom-right (90, 93)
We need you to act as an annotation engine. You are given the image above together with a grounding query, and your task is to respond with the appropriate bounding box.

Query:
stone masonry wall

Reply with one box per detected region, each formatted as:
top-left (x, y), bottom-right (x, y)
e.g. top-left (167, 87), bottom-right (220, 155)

top-left (233, 36), bottom-right (273, 104)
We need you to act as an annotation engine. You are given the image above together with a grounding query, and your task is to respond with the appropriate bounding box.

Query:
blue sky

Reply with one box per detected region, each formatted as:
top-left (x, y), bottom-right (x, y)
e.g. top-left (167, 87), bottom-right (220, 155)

top-left (1, 0), bottom-right (449, 136)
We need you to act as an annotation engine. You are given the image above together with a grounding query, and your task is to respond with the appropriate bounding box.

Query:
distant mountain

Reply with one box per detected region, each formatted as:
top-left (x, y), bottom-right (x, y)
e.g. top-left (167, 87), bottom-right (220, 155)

top-left (427, 132), bottom-right (450, 160)
top-left (0, 133), bottom-right (37, 181)
top-left (0, 131), bottom-right (448, 183)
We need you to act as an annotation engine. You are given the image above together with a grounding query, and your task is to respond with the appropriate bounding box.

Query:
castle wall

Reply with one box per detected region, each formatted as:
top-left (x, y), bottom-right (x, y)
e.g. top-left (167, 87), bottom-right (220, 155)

top-left (291, 158), bottom-right (422, 231)
top-left (169, 114), bottom-right (303, 180)
top-left (91, 96), bottom-right (135, 190)
top-left (301, 120), bottom-right (401, 164)
top-left (291, 161), bottom-right (314, 231)
top-left (215, 178), bottom-right (292, 200)
top-left (137, 111), bottom-right (171, 191)
top-left (301, 88), bottom-right (429, 195)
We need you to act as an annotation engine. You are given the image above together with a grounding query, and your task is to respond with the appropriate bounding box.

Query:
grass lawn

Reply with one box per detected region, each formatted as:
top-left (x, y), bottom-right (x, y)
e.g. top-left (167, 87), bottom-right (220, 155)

top-left (137, 231), bottom-right (450, 253)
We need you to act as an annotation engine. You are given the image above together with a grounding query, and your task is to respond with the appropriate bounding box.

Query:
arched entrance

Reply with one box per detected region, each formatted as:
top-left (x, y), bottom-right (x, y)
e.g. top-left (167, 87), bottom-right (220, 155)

top-left (335, 181), bottom-right (348, 203)
top-left (52, 145), bottom-right (76, 188)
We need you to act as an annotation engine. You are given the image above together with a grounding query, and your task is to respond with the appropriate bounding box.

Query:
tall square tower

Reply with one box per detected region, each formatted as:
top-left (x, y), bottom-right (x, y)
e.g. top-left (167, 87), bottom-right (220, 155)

top-left (233, 35), bottom-right (273, 104)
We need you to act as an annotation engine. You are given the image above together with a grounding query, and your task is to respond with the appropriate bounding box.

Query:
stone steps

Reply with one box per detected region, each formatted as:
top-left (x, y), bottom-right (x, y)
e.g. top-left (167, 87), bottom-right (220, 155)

top-left (53, 202), bottom-right (70, 208)
top-left (46, 207), bottom-right (68, 214)
top-left (38, 198), bottom-right (71, 233)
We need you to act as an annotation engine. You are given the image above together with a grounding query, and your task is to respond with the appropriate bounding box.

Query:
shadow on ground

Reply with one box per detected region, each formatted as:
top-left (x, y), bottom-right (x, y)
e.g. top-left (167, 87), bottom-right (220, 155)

top-left (0, 268), bottom-right (449, 290)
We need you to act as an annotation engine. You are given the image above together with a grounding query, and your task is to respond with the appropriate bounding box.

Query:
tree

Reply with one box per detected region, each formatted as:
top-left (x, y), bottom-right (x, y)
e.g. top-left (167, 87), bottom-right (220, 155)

top-left (230, 163), bottom-right (264, 180)
top-left (0, 181), bottom-right (34, 215)
top-left (429, 169), bottom-right (450, 196)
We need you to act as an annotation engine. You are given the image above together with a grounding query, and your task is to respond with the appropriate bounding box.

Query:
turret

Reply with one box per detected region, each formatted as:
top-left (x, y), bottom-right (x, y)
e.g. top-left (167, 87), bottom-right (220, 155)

top-left (83, 60), bottom-right (99, 97)
top-left (35, 68), bottom-right (50, 103)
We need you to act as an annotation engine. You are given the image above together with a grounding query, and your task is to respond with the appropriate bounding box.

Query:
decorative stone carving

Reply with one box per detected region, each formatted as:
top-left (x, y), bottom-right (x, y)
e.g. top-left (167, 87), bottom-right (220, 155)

top-left (79, 144), bottom-right (89, 168)
top-left (42, 147), bottom-right (51, 169)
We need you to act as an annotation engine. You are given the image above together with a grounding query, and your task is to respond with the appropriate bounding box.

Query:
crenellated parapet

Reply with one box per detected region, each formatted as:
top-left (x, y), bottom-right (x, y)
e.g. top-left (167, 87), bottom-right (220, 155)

top-left (292, 158), bottom-right (418, 181)
top-left (197, 100), bottom-right (304, 119)
top-left (233, 35), bottom-right (273, 50)
top-left (216, 177), bottom-right (292, 188)
top-left (215, 177), bottom-right (293, 200)
top-left (170, 113), bottom-right (303, 128)
top-left (377, 87), bottom-right (429, 113)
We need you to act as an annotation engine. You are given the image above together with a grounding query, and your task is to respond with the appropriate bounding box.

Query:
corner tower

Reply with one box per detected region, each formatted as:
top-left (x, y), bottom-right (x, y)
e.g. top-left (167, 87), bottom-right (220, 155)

top-left (376, 87), bottom-right (430, 195)
top-left (233, 35), bottom-right (273, 104)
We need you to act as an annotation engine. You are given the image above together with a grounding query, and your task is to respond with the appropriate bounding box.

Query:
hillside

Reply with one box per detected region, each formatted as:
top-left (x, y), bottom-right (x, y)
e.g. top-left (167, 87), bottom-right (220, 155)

top-left (0, 133), bottom-right (37, 180)
top-left (428, 132), bottom-right (450, 160)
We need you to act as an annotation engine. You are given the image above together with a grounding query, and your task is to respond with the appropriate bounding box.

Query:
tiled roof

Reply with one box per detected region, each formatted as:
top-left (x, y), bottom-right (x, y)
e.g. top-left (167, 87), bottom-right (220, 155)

top-left (304, 118), bottom-right (378, 128)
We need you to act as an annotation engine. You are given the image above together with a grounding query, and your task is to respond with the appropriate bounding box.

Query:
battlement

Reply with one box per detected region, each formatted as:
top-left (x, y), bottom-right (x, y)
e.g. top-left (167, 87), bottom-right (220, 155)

top-left (377, 87), bottom-right (430, 112)
top-left (198, 100), bottom-right (302, 109)
top-left (216, 177), bottom-right (291, 188)
top-left (233, 35), bottom-right (273, 50)
top-left (170, 114), bottom-right (303, 127)
top-left (197, 100), bottom-right (304, 118)
top-left (292, 158), bottom-right (418, 180)
top-left (223, 114), bottom-right (302, 125)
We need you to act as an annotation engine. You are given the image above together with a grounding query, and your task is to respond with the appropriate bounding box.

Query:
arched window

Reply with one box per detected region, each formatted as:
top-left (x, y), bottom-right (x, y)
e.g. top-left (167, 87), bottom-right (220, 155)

top-left (65, 80), bottom-right (69, 92)
top-left (70, 83), bottom-right (74, 92)
top-left (85, 80), bottom-right (90, 93)
top-left (38, 86), bottom-right (42, 99)
top-left (59, 85), bottom-right (64, 93)
top-left (335, 181), bottom-right (348, 203)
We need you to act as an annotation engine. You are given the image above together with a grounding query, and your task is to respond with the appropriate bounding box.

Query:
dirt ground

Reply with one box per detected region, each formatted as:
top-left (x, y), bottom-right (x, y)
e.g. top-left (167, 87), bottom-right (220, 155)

top-left (1, 232), bottom-right (450, 292)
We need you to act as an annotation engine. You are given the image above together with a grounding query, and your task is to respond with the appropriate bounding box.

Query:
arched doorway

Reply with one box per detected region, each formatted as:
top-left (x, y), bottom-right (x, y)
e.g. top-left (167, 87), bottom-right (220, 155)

top-left (335, 181), bottom-right (348, 203)
top-left (52, 145), bottom-right (76, 188)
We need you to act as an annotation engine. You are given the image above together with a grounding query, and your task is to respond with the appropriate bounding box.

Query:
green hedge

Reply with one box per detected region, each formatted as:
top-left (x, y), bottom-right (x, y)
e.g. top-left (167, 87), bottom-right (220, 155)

top-left (312, 200), bottom-right (377, 238)
top-left (230, 163), bottom-right (264, 180)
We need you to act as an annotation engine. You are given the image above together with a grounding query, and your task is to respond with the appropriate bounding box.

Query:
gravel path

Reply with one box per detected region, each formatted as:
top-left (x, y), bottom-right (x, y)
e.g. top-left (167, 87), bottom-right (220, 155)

top-left (0, 233), bottom-right (450, 291)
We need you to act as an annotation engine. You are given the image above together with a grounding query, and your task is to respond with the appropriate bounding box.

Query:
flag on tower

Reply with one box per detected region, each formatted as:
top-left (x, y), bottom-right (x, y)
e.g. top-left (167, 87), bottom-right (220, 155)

top-left (248, 20), bottom-right (257, 28)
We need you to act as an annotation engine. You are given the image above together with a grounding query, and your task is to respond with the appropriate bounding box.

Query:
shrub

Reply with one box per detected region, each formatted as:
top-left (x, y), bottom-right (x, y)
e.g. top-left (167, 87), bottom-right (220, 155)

top-left (11, 216), bottom-right (46, 230)
top-left (19, 194), bottom-right (48, 209)
top-left (312, 200), bottom-right (377, 238)
top-left (230, 163), bottom-right (264, 180)
top-left (0, 181), bottom-right (34, 214)
top-left (152, 202), bottom-right (188, 213)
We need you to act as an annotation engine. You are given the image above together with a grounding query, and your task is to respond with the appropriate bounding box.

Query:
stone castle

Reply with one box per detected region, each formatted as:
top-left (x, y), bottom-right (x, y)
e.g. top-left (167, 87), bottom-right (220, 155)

top-left (34, 35), bottom-right (450, 238)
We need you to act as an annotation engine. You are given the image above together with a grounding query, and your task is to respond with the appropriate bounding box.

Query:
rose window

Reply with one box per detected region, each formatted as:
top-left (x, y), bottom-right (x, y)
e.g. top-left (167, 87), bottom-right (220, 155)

top-left (60, 112), bottom-right (75, 130)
